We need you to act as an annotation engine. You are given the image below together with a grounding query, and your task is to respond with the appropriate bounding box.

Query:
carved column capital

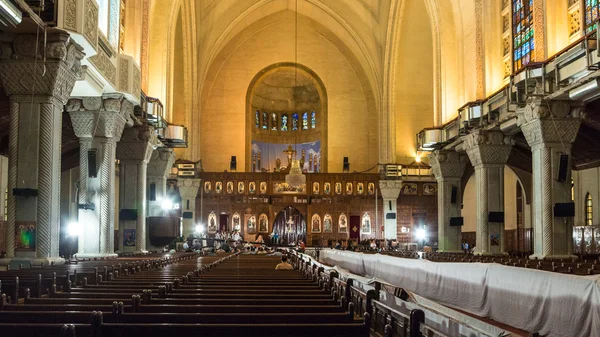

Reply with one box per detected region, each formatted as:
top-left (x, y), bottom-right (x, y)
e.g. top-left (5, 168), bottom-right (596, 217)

top-left (378, 180), bottom-right (403, 200)
top-left (461, 130), bottom-right (513, 167)
top-left (147, 148), bottom-right (175, 178)
top-left (0, 32), bottom-right (85, 104)
top-left (429, 150), bottom-right (467, 179)
top-left (116, 125), bottom-right (157, 163)
top-left (516, 101), bottom-right (583, 148)
top-left (177, 179), bottom-right (201, 199)
top-left (67, 95), bottom-right (131, 140)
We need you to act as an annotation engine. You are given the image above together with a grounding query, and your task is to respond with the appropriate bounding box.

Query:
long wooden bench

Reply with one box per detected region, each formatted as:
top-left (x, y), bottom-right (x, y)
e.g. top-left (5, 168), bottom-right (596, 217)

top-left (0, 252), bottom-right (371, 337)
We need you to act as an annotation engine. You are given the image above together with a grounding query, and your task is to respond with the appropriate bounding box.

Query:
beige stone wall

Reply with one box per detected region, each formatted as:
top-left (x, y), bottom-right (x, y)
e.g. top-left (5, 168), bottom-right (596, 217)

top-left (394, 0), bottom-right (434, 163)
top-left (200, 17), bottom-right (377, 173)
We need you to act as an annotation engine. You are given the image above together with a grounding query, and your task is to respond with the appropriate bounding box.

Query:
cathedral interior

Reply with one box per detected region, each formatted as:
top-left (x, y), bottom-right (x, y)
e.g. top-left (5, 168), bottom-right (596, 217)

top-left (0, 1), bottom-right (599, 336)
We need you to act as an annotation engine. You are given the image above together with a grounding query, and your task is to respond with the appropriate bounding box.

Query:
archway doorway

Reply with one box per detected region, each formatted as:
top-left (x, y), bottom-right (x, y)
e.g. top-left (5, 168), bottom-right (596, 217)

top-left (271, 206), bottom-right (307, 246)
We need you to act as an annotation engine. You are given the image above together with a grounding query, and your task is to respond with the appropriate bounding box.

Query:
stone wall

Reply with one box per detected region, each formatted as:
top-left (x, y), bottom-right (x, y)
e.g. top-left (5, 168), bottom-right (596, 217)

top-left (0, 221), bottom-right (5, 253)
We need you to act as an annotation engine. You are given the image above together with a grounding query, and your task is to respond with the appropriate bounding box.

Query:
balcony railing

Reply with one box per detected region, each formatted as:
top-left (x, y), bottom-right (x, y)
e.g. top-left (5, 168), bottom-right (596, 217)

top-left (417, 27), bottom-right (600, 152)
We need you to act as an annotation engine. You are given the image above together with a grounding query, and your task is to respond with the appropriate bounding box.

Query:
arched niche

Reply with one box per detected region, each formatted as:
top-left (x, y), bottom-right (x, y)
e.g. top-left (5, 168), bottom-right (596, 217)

top-left (245, 63), bottom-right (328, 172)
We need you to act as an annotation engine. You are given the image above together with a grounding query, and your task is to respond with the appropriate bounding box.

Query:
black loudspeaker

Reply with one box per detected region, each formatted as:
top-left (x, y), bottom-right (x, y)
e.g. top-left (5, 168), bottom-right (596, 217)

top-left (488, 212), bottom-right (505, 223)
top-left (386, 213), bottom-right (396, 220)
top-left (12, 188), bottom-right (38, 197)
top-left (554, 203), bottom-right (575, 217)
top-left (230, 156), bottom-right (237, 172)
top-left (450, 186), bottom-right (457, 204)
top-left (449, 217), bottom-right (464, 226)
top-left (269, 196), bottom-right (273, 204)
top-left (119, 209), bottom-right (138, 220)
top-left (308, 197), bottom-right (312, 205)
top-left (88, 150), bottom-right (97, 178)
top-left (343, 157), bottom-right (350, 172)
top-left (149, 183), bottom-right (156, 201)
top-left (557, 154), bottom-right (569, 182)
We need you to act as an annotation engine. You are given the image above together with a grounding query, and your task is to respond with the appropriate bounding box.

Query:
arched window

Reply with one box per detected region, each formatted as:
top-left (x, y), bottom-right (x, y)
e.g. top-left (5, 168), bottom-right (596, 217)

top-left (262, 111), bottom-right (268, 130)
top-left (302, 112), bottom-right (309, 130)
top-left (292, 113), bottom-right (299, 131)
top-left (311, 111), bottom-right (316, 129)
top-left (585, 1), bottom-right (600, 33)
top-left (512, 0), bottom-right (534, 71)
top-left (255, 110), bottom-right (260, 128)
top-left (281, 114), bottom-right (288, 131)
top-left (271, 113), bottom-right (278, 131)
top-left (586, 193), bottom-right (593, 226)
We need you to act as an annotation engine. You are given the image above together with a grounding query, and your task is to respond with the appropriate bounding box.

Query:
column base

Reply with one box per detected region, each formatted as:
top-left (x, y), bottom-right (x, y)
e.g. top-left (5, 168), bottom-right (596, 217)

top-left (0, 257), bottom-right (66, 268)
top-left (436, 250), bottom-right (465, 253)
top-left (73, 253), bottom-right (118, 259)
top-left (529, 254), bottom-right (578, 261)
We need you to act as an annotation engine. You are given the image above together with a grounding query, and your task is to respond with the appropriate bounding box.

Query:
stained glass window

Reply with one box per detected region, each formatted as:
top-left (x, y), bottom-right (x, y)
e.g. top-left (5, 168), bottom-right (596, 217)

top-left (302, 112), bottom-right (308, 130)
top-left (585, 0), bottom-right (600, 33)
top-left (262, 111), bottom-right (268, 130)
top-left (281, 114), bottom-right (288, 131)
top-left (255, 110), bottom-right (260, 128)
top-left (512, 0), bottom-right (534, 72)
top-left (586, 193), bottom-right (593, 226)
top-left (311, 111), bottom-right (316, 129)
top-left (271, 112), bottom-right (278, 131)
top-left (292, 113), bottom-right (299, 131)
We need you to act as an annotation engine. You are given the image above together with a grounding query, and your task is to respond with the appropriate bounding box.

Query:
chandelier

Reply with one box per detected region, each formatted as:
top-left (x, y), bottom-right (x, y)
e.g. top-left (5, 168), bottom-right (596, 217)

top-left (286, 159), bottom-right (306, 188)
top-left (284, 0), bottom-right (305, 189)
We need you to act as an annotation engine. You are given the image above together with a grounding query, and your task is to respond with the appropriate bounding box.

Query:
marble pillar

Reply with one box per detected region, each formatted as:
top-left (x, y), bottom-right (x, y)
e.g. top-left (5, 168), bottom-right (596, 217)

top-left (116, 125), bottom-right (157, 253)
top-left (378, 180), bottom-right (402, 240)
top-left (518, 101), bottom-right (583, 259)
top-left (430, 150), bottom-right (467, 252)
top-left (177, 179), bottom-right (200, 239)
top-left (463, 130), bottom-right (513, 255)
top-left (66, 96), bottom-right (130, 258)
top-left (0, 33), bottom-right (84, 265)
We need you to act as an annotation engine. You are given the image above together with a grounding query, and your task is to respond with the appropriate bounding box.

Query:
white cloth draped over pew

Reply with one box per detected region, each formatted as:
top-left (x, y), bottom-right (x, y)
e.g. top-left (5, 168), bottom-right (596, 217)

top-left (319, 249), bottom-right (600, 337)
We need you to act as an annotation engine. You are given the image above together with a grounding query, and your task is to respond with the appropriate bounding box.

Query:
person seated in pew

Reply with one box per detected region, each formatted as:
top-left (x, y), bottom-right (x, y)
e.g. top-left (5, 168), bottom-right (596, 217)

top-left (257, 246), bottom-right (267, 255)
top-left (275, 255), bottom-right (294, 270)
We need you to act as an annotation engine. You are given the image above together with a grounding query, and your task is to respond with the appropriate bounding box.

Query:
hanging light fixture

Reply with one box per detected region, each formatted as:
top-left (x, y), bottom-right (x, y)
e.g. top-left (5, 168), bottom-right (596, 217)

top-left (285, 0), bottom-right (306, 188)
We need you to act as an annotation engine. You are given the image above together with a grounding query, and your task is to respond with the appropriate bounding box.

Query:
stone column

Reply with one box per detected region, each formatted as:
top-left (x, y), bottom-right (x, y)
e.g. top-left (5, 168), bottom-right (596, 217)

top-left (66, 96), bottom-right (130, 258)
top-left (147, 148), bottom-right (176, 217)
top-left (430, 150), bottom-right (467, 252)
top-left (518, 101), bottom-right (583, 259)
top-left (177, 179), bottom-right (200, 240)
top-left (116, 125), bottom-right (157, 253)
top-left (378, 180), bottom-right (402, 240)
top-left (462, 130), bottom-right (513, 255)
top-left (0, 33), bottom-right (84, 265)
top-left (146, 148), bottom-right (176, 251)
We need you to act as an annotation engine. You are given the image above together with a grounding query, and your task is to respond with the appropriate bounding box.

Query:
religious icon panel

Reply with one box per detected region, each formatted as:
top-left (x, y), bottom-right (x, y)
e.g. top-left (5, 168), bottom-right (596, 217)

top-left (259, 213), bottom-right (269, 233)
top-left (246, 214), bottom-right (257, 234)
top-left (238, 181), bottom-right (245, 194)
top-left (323, 214), bottom-right (333, 233)
top-left (204, 181), bottom-right (212, 193)
top-left (338, 213), bottom-right (348, 233)
top-left (324, 182), bottom-right (331, 194)
top-left (232, 212), bottom-right (241, 232)
top-left (226, 181), bottom-right (234, 194)
top-left (311, 213), bottom-right (322, 233)
top-left (368, 183), bottom-right (375, 195)
top-left (208, 212), bottom-right (218, 234)
top-left (335, 182), bottom-right (342, 195)
top-left (361, 213), bottom-right (371, 234)
top-left (260, 181), bottom-right (267, 194)
top-left (249, 182), bottom-right (256, 194)
top-left (215, 181), bottom-right (223, 194)
top-left (346, 182), bottom-right (353, 195)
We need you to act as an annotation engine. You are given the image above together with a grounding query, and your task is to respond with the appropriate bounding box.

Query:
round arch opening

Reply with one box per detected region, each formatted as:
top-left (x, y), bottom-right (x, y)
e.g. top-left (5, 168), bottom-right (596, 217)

top-left (246, 63), bottom-right (328, 173)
